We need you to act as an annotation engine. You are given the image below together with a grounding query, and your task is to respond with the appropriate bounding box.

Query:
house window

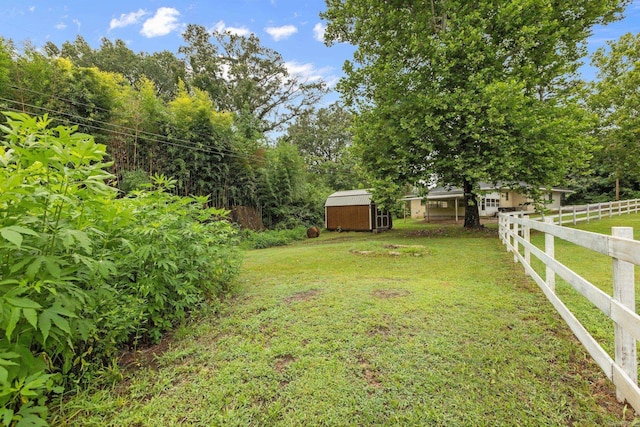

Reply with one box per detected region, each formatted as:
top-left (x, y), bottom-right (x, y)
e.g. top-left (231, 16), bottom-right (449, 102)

top-left (548, 193), bottom-right (553, 202)
top-left (428, 200), bottom-right (449, 209)
top-left (482, 198), bottom-right (499, 210)
top-left (503, 192), bottom-right (509, 201)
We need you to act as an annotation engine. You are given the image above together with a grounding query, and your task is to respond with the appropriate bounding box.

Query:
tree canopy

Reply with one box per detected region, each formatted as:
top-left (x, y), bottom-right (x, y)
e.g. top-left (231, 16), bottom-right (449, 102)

top-left (180, 24), bottom-right (327, 134)
top-left (588, 32), bottom-right (640, 201)
top-left (323, 0), bottom-right (628, 227)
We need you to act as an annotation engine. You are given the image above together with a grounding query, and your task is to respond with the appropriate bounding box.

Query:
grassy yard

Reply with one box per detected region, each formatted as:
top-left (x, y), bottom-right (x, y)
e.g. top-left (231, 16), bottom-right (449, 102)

top-left (527, 214), bottom-right (640, 362)
top-left (53, 219), bottom-right (639, 426)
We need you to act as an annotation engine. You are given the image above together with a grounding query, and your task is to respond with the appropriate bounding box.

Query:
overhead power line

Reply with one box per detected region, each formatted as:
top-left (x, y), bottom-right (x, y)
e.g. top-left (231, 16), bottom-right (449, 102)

top-left (0, 96), bottom-right (265, 163)
top-left (6, 83), bottom-right (271, 161)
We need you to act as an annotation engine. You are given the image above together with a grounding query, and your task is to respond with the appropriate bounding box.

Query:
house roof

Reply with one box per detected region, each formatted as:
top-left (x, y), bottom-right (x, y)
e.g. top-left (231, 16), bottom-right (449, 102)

top-left (325, 189), bottom-right (373, 207)
top-left (403, 182), bottom-right (573, 200)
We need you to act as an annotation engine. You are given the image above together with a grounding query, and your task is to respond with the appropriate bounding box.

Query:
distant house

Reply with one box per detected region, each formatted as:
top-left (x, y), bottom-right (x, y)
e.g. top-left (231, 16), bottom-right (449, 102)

top-left (403, 183), bottom-right (572, 222)
top-left (325, 190), bottom-right (392, 231)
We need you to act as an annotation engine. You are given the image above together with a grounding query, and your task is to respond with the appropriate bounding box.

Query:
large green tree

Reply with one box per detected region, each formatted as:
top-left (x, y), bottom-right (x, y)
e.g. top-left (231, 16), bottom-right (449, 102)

top-left (589, 32), bottom-right (640, 201)
top-left (179, 25), bottom-right (326, 134)
top-left (285, 103), bottom-right (366, 190)
top-left (48, 36), bottom-right (184, 101)
top-left (323, 0), bottom-right (627, 227)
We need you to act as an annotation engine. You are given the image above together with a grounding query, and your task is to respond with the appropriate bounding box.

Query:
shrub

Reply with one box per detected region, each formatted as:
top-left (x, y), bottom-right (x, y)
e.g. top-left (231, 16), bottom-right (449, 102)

top-left (0, 113), bottom-right (241, 425)
top-left (240, 226), bottom-right (307, 249)
top-left (95, 174), bottom-right (240, 351)
top-left (0, 113), bottom-right (114, 424)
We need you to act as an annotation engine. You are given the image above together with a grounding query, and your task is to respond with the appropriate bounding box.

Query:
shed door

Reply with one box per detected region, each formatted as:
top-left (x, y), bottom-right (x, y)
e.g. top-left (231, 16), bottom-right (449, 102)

top-left (375, 208), bottom-right (389, 229)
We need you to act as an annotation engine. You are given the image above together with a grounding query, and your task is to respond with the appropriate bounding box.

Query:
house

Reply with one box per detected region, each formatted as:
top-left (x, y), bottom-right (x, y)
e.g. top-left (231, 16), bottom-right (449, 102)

top-left (325, 190), bottom-right (392, 231)
top-left (403, 183), bottom-right (572, 222)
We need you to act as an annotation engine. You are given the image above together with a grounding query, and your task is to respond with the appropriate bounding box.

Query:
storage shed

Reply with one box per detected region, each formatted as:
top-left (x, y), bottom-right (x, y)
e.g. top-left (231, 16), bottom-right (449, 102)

top-left (324, 190), bottom-right (392, 231)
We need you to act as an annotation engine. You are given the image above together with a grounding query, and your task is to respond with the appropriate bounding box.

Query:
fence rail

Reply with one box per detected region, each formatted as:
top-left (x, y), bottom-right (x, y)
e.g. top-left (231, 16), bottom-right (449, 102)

top-left (499, 204), bottom-right (640, 412)
top-left (541, 199), bottom-right (640, 226)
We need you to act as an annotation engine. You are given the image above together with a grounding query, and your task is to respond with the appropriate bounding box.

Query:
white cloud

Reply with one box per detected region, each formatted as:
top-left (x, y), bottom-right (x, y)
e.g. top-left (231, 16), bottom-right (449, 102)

top-left (313, 22), bottom-right (326, 42)
top-left (29, 6), bottom-right (35, 12)
top-left (211, 20), bottom-right (251, 37)
top-left (73, 18), bottom-right (81, 31)
top-left (265, 24), bottom-right (297, 41)
top-left (55, 22), bottom-right (66, 30)
top-left (141, 7), bottom-right (181, 38)
top-left (109, 9), bottom-right (147, 30)
top-left (285, 61), bottom-right (336, 86)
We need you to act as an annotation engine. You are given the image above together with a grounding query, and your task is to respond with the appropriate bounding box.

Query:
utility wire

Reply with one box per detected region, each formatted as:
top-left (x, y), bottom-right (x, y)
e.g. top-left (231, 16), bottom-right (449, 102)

top-left (4, 88), bottom-right (250, 159)
top-left (8, 83), bottom-right (270, 161)
top-left (0, 98), bottom-right (223, 156)
top-left (0, 96), bottom-right (266, 162)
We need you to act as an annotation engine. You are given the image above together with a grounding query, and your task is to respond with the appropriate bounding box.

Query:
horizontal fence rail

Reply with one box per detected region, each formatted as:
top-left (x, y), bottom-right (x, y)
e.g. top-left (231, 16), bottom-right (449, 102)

top-left (499, 203), bottom-right (640, 412)
top-left (540, 199), bottom-right (640, 226)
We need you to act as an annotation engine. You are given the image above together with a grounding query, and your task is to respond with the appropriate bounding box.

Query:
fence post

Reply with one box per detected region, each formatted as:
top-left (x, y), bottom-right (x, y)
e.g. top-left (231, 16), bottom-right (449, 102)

top-left (558, 206), bottom-right (563, 226)
top-left (619, 201), bottom-right (622, 216)
top-left (523, 215), bottom-right (530, 275)
top-left (513, 214), bottom-right (519, 263)
top-left (573, 206), bottom-right (577, 225)
top-left (612, 227), bottom-right (637, 402)
top-left (598, 203), bottom-right (602, 220)
top-left (610, 202), bottom-right (613, 218)
top-left (545, 217), bottom-right (555, 293)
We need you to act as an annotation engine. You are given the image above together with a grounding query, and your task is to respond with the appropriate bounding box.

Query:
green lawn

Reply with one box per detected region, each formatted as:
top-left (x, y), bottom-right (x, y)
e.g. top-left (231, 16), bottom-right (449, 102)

top-left (53, 219), bottom-right (639, 426)
top-left (527, 214), bottom-right (640, 360)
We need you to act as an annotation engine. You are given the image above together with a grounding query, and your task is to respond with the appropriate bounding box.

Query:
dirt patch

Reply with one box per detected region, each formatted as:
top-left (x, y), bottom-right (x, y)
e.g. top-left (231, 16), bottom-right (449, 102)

top-left (350, 250), bottom-right (375, 255)
top-left (357, 356), bottom-right (382, 390)
top-left (368, 324), bottom-right (391, 338)
top-left (275, 354), bottom-right (296, 373)
top-left (118, 336), bottom-right (173, 372)
top-left (284, 289), bottom-right (322, 303)
top-left (382, 244), bottom-right (426, 249)
top-left (351, 244), bottom-right (429, 257)
top-left (371, 289), bottom-right (411, 299)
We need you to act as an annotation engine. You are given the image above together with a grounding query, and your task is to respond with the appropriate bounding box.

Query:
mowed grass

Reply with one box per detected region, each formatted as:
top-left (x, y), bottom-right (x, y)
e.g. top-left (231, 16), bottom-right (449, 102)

top-left (527, 213), bottom-right (640, 359)
top-left (53, 219), bottom-right (638, 426)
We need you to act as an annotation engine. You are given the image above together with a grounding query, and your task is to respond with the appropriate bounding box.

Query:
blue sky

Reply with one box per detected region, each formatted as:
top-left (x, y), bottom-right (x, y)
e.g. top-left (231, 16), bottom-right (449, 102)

top-left (1, 0), bottom-right (640, 98)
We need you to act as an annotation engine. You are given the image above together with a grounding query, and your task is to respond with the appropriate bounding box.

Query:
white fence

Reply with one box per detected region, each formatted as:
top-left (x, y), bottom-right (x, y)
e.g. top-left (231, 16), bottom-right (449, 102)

top-left (542, 199), bottom-right (640, 225)
top-left (499, 207), bottom-right (640, 412)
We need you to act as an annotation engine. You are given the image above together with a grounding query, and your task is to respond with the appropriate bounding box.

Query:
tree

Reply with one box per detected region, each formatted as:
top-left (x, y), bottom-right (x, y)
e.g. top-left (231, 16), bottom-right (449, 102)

top-left (589, 32), bottom-right (640, 201)
top-left (285, 103), bottom-right (366, 190)
top-left (0, 38), bottom-right (11, 99)
top-left (258, 141), bottom-right (325, 228)
top-left (323, 0), bottom-right (627, 227)
top-left (141, 50), bottom-right (185, 101)
top-left (179, 24), bottom-right (326, 134)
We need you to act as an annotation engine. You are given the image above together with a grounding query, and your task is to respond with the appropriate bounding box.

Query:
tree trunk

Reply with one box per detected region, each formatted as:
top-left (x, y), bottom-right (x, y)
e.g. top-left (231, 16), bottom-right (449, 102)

top-left (615, 175), bottom-right (620, 201)
top-left (463, 178), bottom-right (482, 228)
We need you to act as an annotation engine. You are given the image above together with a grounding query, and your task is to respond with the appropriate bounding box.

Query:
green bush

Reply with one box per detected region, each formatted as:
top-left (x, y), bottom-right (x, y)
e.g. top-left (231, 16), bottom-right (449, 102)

top-left (0, 113), bottom-right (240, 425)
top-left (96, 174), bottom-right (240, 351)
top-left (240, 226), bottom-right (307, 249)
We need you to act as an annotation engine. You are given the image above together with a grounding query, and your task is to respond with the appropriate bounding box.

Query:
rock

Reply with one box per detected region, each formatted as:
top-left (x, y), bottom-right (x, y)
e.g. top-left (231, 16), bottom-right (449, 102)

top-left (307, 226), bottom-right (320, 238)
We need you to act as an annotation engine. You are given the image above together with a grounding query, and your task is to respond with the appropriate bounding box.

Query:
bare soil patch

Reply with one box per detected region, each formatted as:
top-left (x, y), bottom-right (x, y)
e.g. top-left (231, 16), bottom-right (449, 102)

top-left (284, 289), bottom-right (322, 303)
top-left (275, 354), bottom-right (296, 373)
top-left (371, 289), bottom-right (411, 299)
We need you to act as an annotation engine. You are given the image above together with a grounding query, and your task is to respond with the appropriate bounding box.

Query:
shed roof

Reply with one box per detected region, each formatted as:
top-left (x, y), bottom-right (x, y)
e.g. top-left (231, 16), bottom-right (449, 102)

top-left (325, 189), bottom-right (373, 207)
